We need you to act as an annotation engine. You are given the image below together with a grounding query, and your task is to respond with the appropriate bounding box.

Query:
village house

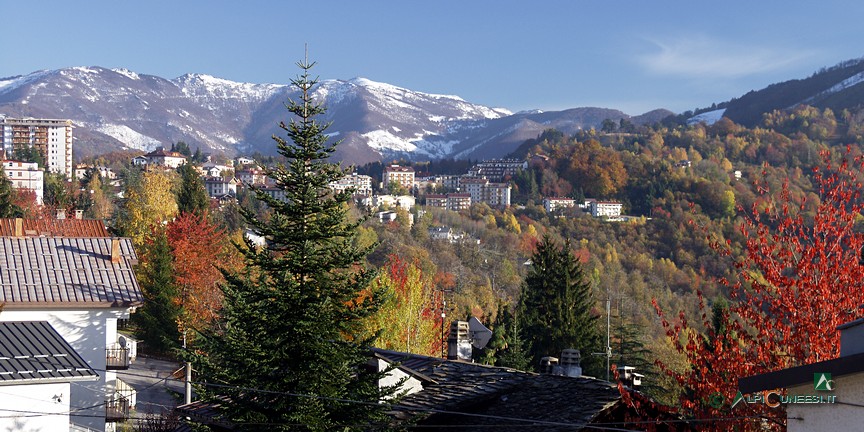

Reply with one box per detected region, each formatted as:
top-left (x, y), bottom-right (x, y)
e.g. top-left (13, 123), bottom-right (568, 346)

top-left (235, 167), bottom-right (267, 185)
top-left (0, 321), bottom-right (100, 431)
top-left (204, 177), bottom-right (240, 198)
top-left (75, 164), bottom-right (117, 181)
top-left (133, 147), bottom-right (187, 168)
top-left (371, 326), bottom-right (683, 431)
top-left (0, 218), bottom-right (144, 432)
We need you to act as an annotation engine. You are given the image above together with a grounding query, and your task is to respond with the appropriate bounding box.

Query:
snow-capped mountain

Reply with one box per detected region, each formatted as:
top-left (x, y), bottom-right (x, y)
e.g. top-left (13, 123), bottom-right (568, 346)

top-left (0, 67), bottom-right (654, 164)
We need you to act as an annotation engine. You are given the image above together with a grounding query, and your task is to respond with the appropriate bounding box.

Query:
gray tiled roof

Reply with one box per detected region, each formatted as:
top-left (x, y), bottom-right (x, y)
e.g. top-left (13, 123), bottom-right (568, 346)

top-left (0, 321), bottom-right (98, 385)
top-left (0, 237), bottom-right (143, 308)
top-left (375, 349), bottom-right (624, 431)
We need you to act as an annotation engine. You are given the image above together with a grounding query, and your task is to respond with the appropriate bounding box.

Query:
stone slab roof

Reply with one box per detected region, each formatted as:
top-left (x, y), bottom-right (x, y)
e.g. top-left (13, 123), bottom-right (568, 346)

top-left (0, 237), bottom-right (143, 308)
top-left (374, 349), bottom-right (625, 431)
top-left (0, 321), bottom-right (98, 385)
top-left (0, 218), bottom-right (110, 237)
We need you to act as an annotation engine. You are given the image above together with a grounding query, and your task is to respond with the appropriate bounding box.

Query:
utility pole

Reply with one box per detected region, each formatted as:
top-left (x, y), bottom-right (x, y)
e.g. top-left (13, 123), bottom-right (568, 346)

top-left (183, 331), bottom-right (191, 405)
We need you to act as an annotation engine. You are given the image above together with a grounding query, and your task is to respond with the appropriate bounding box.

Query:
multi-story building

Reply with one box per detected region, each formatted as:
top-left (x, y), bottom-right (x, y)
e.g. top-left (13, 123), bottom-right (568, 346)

top-left (590, 200), bottom-right (623, 218)
top-left (2, 160), bottom-right (45, 204)
top-left (457, 177), bottom-right (511, 208)
top-left (0, 117), bottom-right (73, 178)
top-left (236, 167), bottom-right (266, 185)
top-left (383, 165), bottom-right (415, 191)
top-left (205, 177), bottom-right (239, 198)
top-left (467, 159), bottom-right (528, 182)
top-left (543, 197), bottom-right (576, 213)
top-left (330, 173), bottom-right (373, 197)
top-left (425, 193), bottom-right (472, 211)
top-left (137, 148), bottom-right (187, 168)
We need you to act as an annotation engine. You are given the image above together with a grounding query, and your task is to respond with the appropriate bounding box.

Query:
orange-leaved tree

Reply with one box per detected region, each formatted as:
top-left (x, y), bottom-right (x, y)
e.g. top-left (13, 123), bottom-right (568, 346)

top-left (654, 148), bottom-right (864, 430)
top-left (166, 212), bottom-right (235, 336)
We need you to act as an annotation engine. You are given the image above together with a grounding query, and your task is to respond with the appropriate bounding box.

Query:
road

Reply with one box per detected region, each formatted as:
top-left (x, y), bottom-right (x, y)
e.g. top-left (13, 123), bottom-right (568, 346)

top-left (117, 356), bottom-right (190, 418)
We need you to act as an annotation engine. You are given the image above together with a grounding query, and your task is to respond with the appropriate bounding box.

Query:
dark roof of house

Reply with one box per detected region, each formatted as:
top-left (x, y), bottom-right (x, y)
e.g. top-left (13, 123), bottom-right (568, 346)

top-left (0, 236), bottom-right (143, 308)
top-left (0, 218), bottom-right (110, 237)
top-left (0, 321), bottom-right (98, 385)
top-left (374, 349), bottom-right (627, 431)
top-left (739, 351), bottom-right (864, 394)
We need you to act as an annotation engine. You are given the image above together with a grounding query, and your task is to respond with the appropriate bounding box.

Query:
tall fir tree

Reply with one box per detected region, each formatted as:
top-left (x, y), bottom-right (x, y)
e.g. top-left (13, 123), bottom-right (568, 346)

top-left (517, 234), bottom-right (602, 375)
top-left (187, 57), bottom-right (394, 431)
top-left (133, 227), bottom-right (182, 354)
top-left (176, 162), bottom-right (210, 217)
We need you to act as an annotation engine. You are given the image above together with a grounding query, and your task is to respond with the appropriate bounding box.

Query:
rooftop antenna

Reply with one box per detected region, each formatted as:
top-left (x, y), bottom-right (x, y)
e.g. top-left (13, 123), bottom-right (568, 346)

top-left (592, 290), bottom-right (612, 382)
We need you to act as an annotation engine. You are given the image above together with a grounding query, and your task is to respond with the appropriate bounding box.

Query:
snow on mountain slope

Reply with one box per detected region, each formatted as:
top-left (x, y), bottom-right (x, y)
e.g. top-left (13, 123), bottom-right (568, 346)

top-left (0, 66), bottom-right (656, 163)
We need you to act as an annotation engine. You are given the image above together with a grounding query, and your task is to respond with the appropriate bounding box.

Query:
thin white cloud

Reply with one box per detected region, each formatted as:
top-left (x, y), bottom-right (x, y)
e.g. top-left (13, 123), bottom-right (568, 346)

top-left (637, 34), bottom-right (814, 79)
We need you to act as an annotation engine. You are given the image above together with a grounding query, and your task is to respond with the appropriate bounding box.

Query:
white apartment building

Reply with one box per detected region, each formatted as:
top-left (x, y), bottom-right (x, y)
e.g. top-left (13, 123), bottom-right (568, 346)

top-left (590, 200), bottom-right (623, 218)
top-left (330, 173), bottom-right (373, 197)
top-left (0, 117), bottom-right (73, 178)
top-left (383, 165), bottom-right (415, 190)
top-left (544, 197), bottom-right (576, 213)
top-left (2, 160), bottom-right (45, 204)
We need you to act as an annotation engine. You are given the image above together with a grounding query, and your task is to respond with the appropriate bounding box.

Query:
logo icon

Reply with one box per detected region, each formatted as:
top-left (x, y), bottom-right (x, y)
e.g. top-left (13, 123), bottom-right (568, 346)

top-left (814, 373), bottom-right (834, 391)
top-left (707, 392), bottom-right (725, 409)
top-left (731, 391), bottom-right (746, 409)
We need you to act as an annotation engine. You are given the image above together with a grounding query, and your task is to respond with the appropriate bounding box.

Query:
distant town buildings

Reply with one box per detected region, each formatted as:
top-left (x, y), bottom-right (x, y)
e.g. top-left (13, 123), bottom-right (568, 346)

top-left (132, 147), bottom-right (187, 168)
top-left (0, 117), bottom-right (73, 177)
top-left (425, 193), bottom-right (472, 211)
top-left (330, 173), bottom-right (373, 197)
top-left (383, 165), bottom-right (415, 191)
top-left (467, 158), bottom-right (527, 182)
top-left (1, 160), bottom-right (44, 204)
top-left (543, 197), bottom-right (576, 213)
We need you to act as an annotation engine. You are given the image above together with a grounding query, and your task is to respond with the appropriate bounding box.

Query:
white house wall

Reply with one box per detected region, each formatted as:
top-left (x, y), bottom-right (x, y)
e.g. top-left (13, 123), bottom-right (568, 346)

top-left (0, 308), bottom-right (131, 432)
top-left (787, 371), bottom-right (864, 432)
top-left (0, 382), bottom-right (71, 431)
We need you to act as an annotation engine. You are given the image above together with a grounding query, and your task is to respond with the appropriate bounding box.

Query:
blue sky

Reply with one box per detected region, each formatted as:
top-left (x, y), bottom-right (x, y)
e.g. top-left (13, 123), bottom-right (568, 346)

top-left (3, 1), bottom-right (863, 115)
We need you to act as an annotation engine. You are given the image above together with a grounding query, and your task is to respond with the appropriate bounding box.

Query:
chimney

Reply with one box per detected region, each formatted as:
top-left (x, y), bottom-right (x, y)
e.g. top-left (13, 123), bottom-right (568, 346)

top-left (558, 348), bottom-right (583, 377)
top-left (111, 239), bottom-right (122, 264)
top-left (14, 218), bottom-right (23, 237)
top-left (540, 356), bottom-right (559, 374)
top-left (447, 321), bottom-right (472, 361)
top-left (74, 209), bottom-right (83, 220)
top-left (56, 209), bottom-right (66, 219)
top-left (620, 366), bottom-right (643, 387)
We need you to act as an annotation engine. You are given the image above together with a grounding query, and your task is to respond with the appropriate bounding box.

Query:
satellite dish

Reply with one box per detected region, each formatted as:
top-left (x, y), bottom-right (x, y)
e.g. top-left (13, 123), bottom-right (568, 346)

top-left (468, 317), bottom-right (493, 349)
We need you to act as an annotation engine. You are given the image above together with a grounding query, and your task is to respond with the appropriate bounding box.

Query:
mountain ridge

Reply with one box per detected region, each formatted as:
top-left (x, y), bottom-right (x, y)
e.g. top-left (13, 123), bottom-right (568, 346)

top-left (0, 66), bottom-right (662, 164)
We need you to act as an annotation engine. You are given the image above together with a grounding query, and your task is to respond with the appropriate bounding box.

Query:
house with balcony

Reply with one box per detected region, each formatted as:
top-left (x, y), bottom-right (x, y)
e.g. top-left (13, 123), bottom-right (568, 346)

top-left (0, 321), bottom-right (100, 431)
top-left (0, 219), bottom-right (144, 431)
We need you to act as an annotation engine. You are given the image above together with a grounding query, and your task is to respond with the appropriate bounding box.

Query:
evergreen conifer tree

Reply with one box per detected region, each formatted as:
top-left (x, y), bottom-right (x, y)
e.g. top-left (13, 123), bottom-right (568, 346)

top-left (518, 235), bottom-right (601, 375)
top-left (187, 57), bottom-right (394, 431)
top-left (133, 228), bottom-right (181, 354)
top-left (176, 162), bottom-right (210, 217)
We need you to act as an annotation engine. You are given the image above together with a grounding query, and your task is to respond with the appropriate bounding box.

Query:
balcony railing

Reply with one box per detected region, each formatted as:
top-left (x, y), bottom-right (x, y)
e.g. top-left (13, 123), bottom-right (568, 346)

top-left (106, 346), bottom-right (130, 370)
top-left (105, 395), bottom-right (130, 422)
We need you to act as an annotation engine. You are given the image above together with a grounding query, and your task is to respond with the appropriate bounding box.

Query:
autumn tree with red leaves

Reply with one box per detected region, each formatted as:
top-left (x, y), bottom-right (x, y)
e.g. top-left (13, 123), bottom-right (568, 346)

top-left (654, 148), bottom-right (864, 430)
top-left (166, 212), bottom-right (235, 335)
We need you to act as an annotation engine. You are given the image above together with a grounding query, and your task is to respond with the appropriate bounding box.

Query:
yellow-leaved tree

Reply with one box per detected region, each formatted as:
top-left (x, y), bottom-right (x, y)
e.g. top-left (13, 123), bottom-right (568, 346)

top-left (117, 169), bottom-right (179, 248)
top-left (366, 255), bottom-right (442, 356)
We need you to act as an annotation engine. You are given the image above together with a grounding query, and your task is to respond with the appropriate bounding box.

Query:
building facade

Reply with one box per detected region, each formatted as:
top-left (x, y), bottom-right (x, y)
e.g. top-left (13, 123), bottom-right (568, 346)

top-left (383, 165), bottom-right (415, 191)
top-left (2, 160), bottom-right (44, 204)
top-left (330, 173), bottom-right (373, 197)
top-left (467, 158), bottom-right (528, 182)
top-left (0, 117), bottom-right (73, 178)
